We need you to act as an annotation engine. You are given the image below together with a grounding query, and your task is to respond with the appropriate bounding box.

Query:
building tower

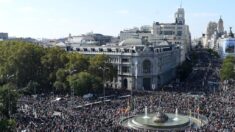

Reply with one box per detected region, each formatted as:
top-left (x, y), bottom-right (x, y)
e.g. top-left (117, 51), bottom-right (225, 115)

top-left (218, 16), bottom-right (224, 34)
top-left (175, 3), bottom-right (185, 25)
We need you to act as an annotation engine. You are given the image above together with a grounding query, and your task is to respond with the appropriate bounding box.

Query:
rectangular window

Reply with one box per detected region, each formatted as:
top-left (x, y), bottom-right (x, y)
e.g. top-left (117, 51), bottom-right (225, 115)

top-left (122, 66), bottom-right (130, 73)
top-left (163, 31), bottom-right (174, 35)
top-left (177, 31), bottom-right (182, 36)
top-left (122, 58), bottom-right (129, 63)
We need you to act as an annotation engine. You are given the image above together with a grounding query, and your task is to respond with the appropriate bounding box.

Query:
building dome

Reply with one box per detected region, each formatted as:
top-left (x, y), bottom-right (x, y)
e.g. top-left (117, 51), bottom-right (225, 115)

top-left (158, 41), bottom-right (170, 46)
top-left (55, 42), bottom-right (66, 47)
top-left (119, 38), bottom-right (142, 46)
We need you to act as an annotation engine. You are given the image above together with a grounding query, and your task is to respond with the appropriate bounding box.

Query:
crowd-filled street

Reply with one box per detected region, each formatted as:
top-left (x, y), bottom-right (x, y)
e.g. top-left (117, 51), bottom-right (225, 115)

top-left (14, 49), bottom-right (235, 131)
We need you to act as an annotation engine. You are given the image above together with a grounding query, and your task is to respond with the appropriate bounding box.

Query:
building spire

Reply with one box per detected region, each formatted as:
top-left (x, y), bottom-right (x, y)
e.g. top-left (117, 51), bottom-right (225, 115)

top-left (220, 15), bottom-right (222, 20)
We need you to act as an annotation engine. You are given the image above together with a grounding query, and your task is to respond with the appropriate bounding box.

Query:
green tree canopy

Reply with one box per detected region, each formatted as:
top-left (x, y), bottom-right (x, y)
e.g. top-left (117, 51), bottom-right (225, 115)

top-left (89, 54), bottom-right (117, 81)
top-left (68, 72), bottom-right (102, 95)
top-left (0, 40), bottom-right (116, 95)
top-left (0, 83), bottom-right (19, 118)
top-left (220, 56), bottom-right (235, 81)
top-left (53, 68), bottom-right (69, 94)
top-left (41, 47), bottom-right (68, 87)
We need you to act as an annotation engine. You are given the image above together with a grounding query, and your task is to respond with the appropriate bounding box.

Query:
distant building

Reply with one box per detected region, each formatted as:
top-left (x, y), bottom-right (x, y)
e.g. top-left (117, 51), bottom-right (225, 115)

top-left (201, 17), bottom-right (229, 49)
top-left (201, 22), bottom-right (217, 48)
top-left (0, 32), bottom-right (8, 40)
top-left (201, 17), bottom-right (235, 59)
top-left (67, 35), bottom-right (98, 47)
top-left (92, 33), bottom-right (112, 45)
top-left (66, 33), bottom-right (112, 48)
top-left (119, 7), bottom-right (191, 63)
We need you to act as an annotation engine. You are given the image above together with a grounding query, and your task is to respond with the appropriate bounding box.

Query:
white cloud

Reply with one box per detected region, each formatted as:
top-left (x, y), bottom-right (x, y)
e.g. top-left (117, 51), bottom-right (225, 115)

top-left (116, 9), bottom-right (129, 15)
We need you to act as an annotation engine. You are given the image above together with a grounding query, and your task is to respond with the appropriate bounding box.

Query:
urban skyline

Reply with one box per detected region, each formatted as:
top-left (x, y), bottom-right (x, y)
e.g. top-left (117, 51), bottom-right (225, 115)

top-left (0, 0), bottom-right (234, 38)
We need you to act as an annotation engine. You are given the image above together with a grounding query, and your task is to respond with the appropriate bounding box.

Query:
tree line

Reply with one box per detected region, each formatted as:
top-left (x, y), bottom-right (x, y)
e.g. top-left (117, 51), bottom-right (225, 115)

top-left (0, 40), bottom-right (117, 96)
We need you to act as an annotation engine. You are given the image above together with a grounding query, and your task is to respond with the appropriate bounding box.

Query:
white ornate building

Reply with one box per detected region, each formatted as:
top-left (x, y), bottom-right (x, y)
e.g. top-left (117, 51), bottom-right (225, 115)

top-left (72, 38), bottom-right (181, 91)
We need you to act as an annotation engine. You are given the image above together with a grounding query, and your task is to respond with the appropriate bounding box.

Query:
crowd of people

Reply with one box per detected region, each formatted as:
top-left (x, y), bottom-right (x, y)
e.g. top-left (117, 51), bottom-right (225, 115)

top-left (14, 84), bottom-right (235, 131)
top-left (13, 49), bottom-right (235, 131)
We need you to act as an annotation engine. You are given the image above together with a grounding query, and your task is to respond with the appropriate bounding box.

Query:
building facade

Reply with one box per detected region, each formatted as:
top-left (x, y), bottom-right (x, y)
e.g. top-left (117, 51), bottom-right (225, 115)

top-left (119, 7), bottom-right (191, 63)
top-left (217, 28), bottom-right (235, 59)
top-left (66, 33), bottom-right (112, 48)
top-left (71, 39), bottom-right (181, 91)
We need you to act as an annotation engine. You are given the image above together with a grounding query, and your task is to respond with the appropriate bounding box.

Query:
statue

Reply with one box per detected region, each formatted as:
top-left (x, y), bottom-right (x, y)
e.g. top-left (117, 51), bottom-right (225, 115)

top-left (152, 107), bottom-right (168, 123)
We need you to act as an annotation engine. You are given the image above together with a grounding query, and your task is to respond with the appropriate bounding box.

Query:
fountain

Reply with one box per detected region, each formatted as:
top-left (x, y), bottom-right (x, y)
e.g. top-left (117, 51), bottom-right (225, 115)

top-left (143, 106), bottom-right (149, 119)
top-left (173, 108), bottom-right (179, 121)
top-left (120, 107), bottom-right (208, 131)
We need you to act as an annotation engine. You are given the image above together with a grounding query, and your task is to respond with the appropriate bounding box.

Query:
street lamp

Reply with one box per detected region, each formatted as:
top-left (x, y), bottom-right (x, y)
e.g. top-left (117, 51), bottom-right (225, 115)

top-left (99, 66), bottom-right (109, 101)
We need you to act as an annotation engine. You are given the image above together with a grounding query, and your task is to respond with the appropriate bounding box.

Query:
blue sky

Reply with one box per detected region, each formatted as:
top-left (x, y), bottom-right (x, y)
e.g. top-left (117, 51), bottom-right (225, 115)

top-left (0, 0), bottom-right (234, 39)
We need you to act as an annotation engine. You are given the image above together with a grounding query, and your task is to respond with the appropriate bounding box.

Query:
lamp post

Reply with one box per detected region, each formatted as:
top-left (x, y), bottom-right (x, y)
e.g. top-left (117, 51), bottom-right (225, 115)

top-left (99, 67), bottom-right (109, 101)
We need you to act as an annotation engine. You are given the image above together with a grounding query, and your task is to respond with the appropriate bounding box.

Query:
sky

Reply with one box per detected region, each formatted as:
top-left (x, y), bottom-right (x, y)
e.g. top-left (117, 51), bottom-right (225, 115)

top-left (0, 0), bottom-right (234, 39)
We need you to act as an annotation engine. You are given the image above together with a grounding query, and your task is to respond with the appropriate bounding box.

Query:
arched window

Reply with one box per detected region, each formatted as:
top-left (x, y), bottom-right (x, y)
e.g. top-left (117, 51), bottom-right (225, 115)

top-left (143, 60), bottom-right (151, 73)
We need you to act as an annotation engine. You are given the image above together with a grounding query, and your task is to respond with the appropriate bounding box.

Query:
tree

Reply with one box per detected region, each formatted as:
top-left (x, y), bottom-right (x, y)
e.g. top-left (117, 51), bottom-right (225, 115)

top-left (41, 47), bottom-right (68, 92)
top-left (25, 81), bottom-right (40, 95)
top-left (0, 41), bottom-right (45, 89)
top-left (0, 83), bottom-right (19, 118)
top-left (177, 60), bottom-right (193, 81)
top-left (53, 69), bottom-right (69, 94)
top-left (0, 119), bottom-right (16, 132)
top-left (66, 53), bottom-right (89, 73)
top-left (0, 40), bottom-right (115, 96)
top-left (220, 56), bottom-right (235, 81)
top-left (89, 54), bottom-right (117, 81)
top-left (223, 56), bottom-right (235, 64)
top-left (68, 72), bottom-right (102, 95)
